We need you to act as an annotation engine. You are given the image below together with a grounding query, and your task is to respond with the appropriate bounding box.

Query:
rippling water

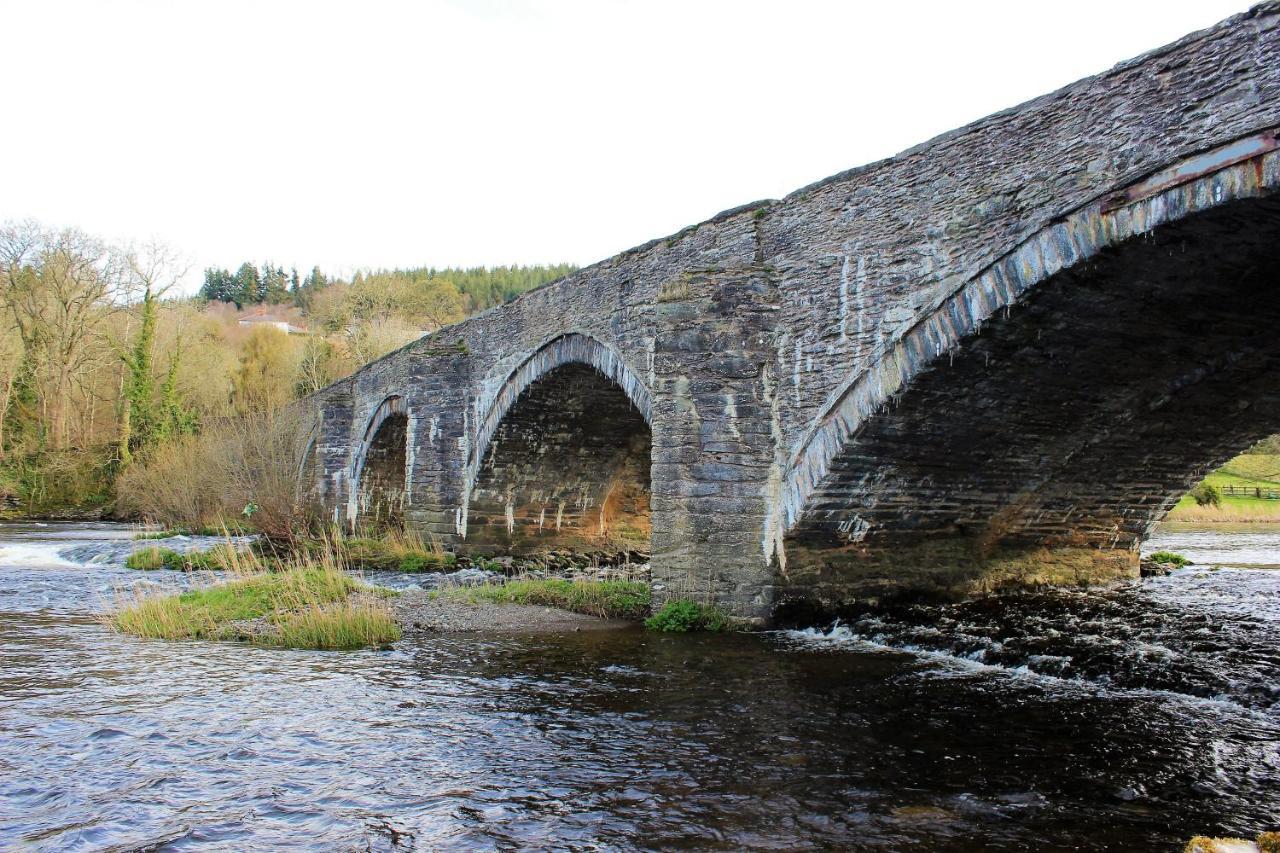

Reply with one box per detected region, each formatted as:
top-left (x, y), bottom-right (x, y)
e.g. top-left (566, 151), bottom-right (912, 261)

top-left (1, 523), bottom-right (1278, 850)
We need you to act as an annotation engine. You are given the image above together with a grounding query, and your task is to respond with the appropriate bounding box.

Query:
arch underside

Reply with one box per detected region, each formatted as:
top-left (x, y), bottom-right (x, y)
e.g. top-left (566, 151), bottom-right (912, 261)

top-left (466, 362), bottom-right (652, 555)
top-left (783, 194), bottom-right (1280, 603)
top-left (350, 396), bottom-right (408, 528)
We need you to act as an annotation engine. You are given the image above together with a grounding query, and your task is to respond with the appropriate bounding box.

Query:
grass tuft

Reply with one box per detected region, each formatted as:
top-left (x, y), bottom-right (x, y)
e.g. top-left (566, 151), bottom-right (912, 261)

top-left (644, 599), bottom-right (728, 632)
top-left (434, 577), bottom-right (650, 620)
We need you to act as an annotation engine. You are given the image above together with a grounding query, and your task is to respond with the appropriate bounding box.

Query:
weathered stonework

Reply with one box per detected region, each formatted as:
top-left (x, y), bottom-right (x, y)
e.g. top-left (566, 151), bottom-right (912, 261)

top-left (305, 6), bottom-right (1280, 619)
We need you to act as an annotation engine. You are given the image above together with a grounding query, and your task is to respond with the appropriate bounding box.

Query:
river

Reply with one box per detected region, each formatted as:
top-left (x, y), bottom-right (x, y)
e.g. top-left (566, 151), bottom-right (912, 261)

top-left (0, 523), bottom-right (1277, 850)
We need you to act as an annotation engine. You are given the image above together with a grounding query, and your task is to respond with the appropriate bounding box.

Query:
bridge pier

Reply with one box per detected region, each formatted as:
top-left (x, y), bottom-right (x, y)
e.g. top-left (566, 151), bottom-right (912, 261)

top-left (402, 345), bottom-right (473, 542)
top-left (649, 266), bottom-right (781, 621)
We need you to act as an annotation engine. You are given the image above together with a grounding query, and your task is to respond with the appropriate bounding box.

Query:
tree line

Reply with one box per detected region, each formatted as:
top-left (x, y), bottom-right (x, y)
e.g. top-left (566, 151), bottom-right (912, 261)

top-left (0, 219), bottom-right (575, 515)
top-left (200, 261), bottom-right (575, 315)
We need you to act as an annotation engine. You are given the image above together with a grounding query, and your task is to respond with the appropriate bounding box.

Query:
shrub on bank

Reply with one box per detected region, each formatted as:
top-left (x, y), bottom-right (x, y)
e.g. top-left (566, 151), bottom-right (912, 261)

top-left (1190, 482), bottom-right (1221, 508)
top-left (1148, 550), bottom-right (1191, 568)
top-left (0, 447), bottom-right (116, 518)
top-left (114, 408), bottom-right (321, 541)
top-left (435, 577), bottom-right (651, 620)
top-left (644, 599), bottom-right (728, 632)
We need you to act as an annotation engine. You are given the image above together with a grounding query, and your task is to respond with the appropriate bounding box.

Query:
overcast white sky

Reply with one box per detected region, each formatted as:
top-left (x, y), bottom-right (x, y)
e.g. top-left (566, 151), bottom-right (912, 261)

top-left (0, 0), bottom-right (1249, 291)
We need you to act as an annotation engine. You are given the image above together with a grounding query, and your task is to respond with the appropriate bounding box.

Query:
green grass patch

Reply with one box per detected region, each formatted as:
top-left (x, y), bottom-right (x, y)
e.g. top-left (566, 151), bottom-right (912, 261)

top-left (1148, 550), bottom-right (1190, 568)
top-left (644, 599), bottom-right (728, 632)
top-left (297, 534), bottom-right (456, 573)
top-left (434, 577), bottom-right (650, 620)
top-left (125, 543), bottom-right (242, 571)
top-left (125, 546), bottom-right (184, 570)
top-left (112, 564), bottom-right (401, 649)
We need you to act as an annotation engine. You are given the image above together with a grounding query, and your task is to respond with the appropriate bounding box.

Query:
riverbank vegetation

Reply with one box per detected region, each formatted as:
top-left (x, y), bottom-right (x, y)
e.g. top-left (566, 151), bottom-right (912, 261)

top-left (113, 548), bottom-right (400, 649)
top-left (644, 599), bottom-right (729, 632)
top-left (432, 577), bottom-right (651, 620)
top-left (0, 219), bottom-right (573, 519)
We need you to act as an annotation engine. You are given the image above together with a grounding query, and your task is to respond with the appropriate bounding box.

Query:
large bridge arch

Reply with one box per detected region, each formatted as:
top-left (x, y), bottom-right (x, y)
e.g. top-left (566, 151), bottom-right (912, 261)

top-left (776, 135), bottom-right (1280, 603)
top-left (347, 394), bottom-right (410, 528)
top-left (461, 333), bottom-right (654, 553)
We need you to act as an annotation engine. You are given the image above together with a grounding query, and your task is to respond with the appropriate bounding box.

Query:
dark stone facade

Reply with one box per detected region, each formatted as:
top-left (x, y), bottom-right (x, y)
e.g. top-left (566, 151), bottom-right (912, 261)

top-left (305, 5), bottom-right (1280, 618)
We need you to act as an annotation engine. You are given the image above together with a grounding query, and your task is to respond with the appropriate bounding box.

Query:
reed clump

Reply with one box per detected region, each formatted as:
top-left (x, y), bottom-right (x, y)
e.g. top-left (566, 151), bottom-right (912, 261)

top-left (301, 527), bottom-right (455, 573)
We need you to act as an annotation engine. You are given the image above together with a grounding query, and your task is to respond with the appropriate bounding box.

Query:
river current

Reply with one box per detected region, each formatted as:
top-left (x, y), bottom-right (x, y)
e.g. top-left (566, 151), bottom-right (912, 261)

top-left (0, 523), bottom-right (1277, 850)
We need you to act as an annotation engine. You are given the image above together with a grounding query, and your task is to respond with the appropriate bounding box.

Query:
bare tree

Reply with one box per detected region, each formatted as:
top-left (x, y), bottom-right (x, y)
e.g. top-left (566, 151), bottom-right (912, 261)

top-left (0, 222), bottom-right (123, 450)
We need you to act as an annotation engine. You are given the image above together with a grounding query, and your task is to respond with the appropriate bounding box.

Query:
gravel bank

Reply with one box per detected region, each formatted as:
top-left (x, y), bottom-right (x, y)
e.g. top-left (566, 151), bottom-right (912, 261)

top-left (392, 589), bottom-right (635, 635)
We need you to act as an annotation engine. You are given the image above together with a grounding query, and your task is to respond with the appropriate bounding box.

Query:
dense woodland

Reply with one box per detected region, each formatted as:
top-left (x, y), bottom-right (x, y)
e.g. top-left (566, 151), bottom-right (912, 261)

top-left (0, 219), bottom-right (573, 516)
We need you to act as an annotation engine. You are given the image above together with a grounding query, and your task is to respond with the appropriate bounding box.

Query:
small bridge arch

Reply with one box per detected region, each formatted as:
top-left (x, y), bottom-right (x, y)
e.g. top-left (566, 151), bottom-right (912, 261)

top-left (348, 394), bottom-right (410, 528)
top-left (462, 333), bottom-right (654, 553)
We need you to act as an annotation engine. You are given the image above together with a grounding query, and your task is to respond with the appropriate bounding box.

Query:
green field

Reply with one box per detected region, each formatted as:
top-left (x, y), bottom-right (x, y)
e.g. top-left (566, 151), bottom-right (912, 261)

top-left (1167, 453), bottom-right (1280, 522)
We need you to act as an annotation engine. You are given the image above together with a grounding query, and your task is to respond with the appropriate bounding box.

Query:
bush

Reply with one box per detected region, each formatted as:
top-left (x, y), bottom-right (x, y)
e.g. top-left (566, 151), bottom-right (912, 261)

top-left (644, 599), bottom-right (728, 632)
top-left (115, 408), bottom-right (321, 540)
top-left (0, 448), bottom-right (115, 517)
top-left (1190, 482), bottom-right (1221, 507)
top-left (1148, 550), bottom-right (1190, 568)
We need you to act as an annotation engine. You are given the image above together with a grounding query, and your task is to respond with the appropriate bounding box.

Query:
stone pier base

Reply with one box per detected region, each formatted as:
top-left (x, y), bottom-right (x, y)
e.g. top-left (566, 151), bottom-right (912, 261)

top-left (777, 539), bottom-right (1140, 612)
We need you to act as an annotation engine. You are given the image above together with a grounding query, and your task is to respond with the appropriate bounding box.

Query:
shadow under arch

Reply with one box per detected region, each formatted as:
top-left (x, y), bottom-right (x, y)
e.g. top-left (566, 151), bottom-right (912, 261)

top-left (347, 394), bottom-right (409, 528)
top-left (462, 333), bottom-right (653, 553)
top-left (775, 132), bottom-right (1280, 598)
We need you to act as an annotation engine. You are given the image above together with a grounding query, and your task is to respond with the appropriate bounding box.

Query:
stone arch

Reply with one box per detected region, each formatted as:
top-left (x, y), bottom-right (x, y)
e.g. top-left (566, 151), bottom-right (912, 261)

top-left (462, 333), bottom-right (653, 552)
top-left (466, 333), bottom-right (652, 487)
top-left (778, 131), bottom-right (1280, 544)
top-left (348, 394), bottom-right (410, 527)
top-left (296, 420), bottom-right (320, 501)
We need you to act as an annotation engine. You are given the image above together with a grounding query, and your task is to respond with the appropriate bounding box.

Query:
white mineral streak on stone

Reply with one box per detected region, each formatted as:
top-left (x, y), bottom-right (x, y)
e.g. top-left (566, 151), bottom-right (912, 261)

top-left (724, 393), bottom-right (740, 439)
top-left (854, 254), bottom-right (868, 344)
top-left (760, 363), bottom-right (788, 573)
top-left (792, 337), bottom-right (802, 403)
top-left (555, 501), bottom-right (564, 530)
top-left (646, 336), bottom-right (656, 388)
top-left (836, 514), bottom-right (869, 542)
top-left (504, 503), bottom-right (515, 534)
top-left (428, 415), bottom-right (440, 445)
top-left (538, 508), bottom-right (545, 530)
top-left (403, 416), bottom-right (416, 497)
top-left (838, 254), bottom-right (850, 341)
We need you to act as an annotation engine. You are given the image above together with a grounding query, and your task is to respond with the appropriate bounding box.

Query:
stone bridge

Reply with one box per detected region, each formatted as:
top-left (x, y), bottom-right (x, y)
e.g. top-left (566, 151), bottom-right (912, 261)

top-left (304, 5), bottom-right (1280, 619)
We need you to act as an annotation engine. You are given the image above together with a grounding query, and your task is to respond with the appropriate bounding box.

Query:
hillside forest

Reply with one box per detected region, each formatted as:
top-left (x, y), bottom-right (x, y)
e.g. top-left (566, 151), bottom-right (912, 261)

top-left (0, 219), bottom-right (573, 517)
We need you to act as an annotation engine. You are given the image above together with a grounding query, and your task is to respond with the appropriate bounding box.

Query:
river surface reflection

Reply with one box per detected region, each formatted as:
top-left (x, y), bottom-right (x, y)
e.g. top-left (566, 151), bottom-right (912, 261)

top-left (0, 523), bottom-right (1277, 850)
